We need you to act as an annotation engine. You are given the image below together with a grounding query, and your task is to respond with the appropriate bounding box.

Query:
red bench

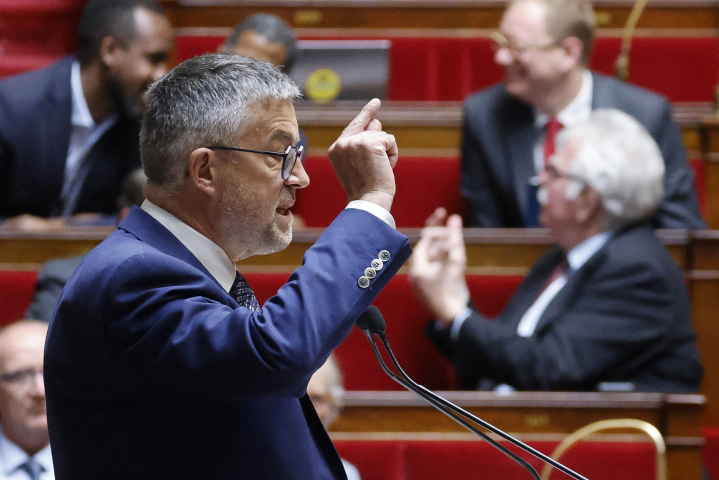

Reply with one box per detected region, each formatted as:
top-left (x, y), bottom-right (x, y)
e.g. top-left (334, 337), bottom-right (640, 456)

top-left (295, 156), bottom-right (465, 229)
top-left (334, 439), bottom-right (658, 480)
top-left (175, 35), bottom-right (719, 103)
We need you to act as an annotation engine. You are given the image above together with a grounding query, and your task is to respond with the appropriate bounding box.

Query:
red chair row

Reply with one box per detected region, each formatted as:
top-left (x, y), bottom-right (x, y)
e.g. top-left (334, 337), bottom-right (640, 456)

top-left (175, 35), bottom-right (719, 103)
top-left (333, 439), bottom-right (658, 480)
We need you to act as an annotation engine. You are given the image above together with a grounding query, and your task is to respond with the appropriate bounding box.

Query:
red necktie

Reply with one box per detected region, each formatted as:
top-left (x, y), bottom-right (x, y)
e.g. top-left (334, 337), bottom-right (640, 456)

top-left (543, 118), bottom-right (563, 166)
top-left (537, 257), bottom-right (569, 298)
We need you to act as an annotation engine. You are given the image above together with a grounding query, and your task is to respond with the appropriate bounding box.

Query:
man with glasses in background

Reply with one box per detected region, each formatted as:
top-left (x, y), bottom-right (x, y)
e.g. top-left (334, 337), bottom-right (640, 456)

top-left (460, 0), bottom-right (704, 229)
top-left (45, 54), bottom-right (410, 479)
top-left (410, 109), bottom-right (702, 393)
top-left (0, 320), bottom-right (53, 480)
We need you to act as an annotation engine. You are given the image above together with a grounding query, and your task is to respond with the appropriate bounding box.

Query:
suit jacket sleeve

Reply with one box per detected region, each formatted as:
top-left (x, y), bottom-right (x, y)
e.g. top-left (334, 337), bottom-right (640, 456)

top-left (452, 258), bottom-right (681, 391)
top-left (54, 209), bottom-right (411, 402)
top-left (649, 100), bottom-right (706, 229)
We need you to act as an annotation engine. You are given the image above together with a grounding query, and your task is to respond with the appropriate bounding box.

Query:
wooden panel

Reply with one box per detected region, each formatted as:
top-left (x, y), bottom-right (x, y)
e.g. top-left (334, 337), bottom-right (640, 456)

top-left (297, 102), bottom-right (710, 155)
top-left (331, 391), bottom-right (704, 480)
top-left (162, 0), bottom-right (719, 31)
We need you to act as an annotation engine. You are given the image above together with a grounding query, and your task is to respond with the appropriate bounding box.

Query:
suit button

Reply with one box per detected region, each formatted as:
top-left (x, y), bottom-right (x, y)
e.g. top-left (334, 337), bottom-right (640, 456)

top-left (364, 267), bottom-right (376, 279)
top-left (371, 259), bottom-right (383, 270)
top-left (358, 276), bottom-right (370, 289)
top-left (378, 250), bottom-right (391, 262)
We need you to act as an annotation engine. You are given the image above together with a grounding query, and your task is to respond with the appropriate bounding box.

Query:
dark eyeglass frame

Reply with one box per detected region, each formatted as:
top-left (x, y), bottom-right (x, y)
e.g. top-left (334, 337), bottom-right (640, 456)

top-left (491, 31), bottom-right (560, 58)
top-left (1, 368), bottom-right (43, 386)
top-left (207, 144), bottom-right (304, 179)
top-left (529, 159), bottom-right (586, 186)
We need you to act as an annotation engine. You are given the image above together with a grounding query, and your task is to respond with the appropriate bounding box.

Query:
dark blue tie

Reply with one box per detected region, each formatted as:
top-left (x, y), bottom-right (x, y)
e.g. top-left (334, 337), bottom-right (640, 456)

top-left (230, 271), bottom-right (261, 312)
top-left (18, 458), bottom-right (43, 480)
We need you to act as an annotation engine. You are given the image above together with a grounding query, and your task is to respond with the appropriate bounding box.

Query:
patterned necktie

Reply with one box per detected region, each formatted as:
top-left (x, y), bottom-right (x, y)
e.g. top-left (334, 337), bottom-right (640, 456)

top-left (230, 271), bottom-right (261, 312)
top-left (18, 458), bottom-right (43, 480)
top-left (543, 117), bottom-right (564, 166)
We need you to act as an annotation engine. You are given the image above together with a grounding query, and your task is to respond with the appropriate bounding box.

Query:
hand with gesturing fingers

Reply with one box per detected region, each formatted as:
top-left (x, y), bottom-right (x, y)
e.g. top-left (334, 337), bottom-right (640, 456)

top-left (327, 98), bottom-right (399, 212)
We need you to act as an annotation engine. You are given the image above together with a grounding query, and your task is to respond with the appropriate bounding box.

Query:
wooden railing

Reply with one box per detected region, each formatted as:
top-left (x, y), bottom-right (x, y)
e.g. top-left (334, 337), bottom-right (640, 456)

top-left (330, 391), bottom-right (705, 480)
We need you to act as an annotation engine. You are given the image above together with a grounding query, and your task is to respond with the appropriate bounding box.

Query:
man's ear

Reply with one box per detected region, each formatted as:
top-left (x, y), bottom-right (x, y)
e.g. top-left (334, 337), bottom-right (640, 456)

top-left (558, 36), bottom-right (583, 72)
top-left (575, 186), bottom-right (602, 223)
top-left (99, 36), bottom-right (123, 70)
top-left (187, 148), bottom-right (220, 197)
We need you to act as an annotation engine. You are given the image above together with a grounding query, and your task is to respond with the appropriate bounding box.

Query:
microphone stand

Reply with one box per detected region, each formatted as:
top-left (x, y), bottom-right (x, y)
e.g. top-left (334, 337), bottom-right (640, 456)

top-left (615, 0), bottom-right (650, 81)
top-left (357, 307), bottom-right (589, 480)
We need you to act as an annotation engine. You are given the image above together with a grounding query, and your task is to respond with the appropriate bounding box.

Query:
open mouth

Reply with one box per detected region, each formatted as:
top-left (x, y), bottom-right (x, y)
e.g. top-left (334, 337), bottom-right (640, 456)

top-left (276, 207), bottom-right (290, 216)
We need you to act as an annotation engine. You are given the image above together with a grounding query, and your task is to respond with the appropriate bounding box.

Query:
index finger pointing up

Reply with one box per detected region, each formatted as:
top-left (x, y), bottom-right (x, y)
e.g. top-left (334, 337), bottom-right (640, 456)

top-left (339, 98), bottom-right (381, 138)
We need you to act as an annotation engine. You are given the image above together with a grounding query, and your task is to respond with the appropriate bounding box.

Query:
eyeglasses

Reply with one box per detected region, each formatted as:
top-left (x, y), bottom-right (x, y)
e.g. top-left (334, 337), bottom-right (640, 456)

top-left (530, 159), bottom-right (585, 186)
top-left (208, 144), bottom-right (304, 180)
top-left (491, 31), bottom-right (560, 58)
top-left (1, 368), bottom-right (43, 387)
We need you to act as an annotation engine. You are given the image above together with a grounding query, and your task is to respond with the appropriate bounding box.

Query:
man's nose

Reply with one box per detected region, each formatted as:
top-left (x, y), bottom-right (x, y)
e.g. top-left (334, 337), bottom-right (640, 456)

top-left (285, 157), bottom-right (310, 189)
top-left (494, 47), bottom-right (513, 66)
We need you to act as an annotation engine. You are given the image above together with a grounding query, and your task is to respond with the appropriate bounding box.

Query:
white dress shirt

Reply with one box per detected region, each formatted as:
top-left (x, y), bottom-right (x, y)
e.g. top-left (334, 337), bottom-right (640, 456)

top-left (61, 61), bottom-right (117, 214)
top-left (532, 70), bottom-right (593, 174)
top-left (141, 199), bottom-right (395, 293)
top-left (0, 430), bottom-right (53, 480)
top-left (451, 231), bottom-right (611, 343)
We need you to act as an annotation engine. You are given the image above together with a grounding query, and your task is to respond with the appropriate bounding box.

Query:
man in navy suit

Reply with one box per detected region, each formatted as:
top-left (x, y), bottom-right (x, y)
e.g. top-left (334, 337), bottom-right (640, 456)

top-left (461, 0), bottom-right (704, 229)
top-left (0, 0), bottom-right (172, 230)
top-left (45, 54), bottom-right (411, 479)
top-left (411, 109), bottom-right (702, 393)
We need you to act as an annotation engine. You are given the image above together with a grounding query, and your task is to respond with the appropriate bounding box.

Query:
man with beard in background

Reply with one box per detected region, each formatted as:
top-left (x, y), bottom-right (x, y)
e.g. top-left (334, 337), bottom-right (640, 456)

top-left (0, 0), bottom-right (172, 230)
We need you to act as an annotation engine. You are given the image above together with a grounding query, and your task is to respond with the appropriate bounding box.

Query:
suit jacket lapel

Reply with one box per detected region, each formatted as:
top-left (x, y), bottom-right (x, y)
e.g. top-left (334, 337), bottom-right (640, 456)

top-left (504, 99), bottom-right (537, 219)
top-left (118, 206), bottom-right (224, 292)
top-left (532, 243), bottom-right (609, 336)
top-left (590, 73), bottom-right (617, 110)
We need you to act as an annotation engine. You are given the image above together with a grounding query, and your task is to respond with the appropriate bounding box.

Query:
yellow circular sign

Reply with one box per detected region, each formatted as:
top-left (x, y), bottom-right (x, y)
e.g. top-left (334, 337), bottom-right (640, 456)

top-left (305, 68), bottom-right (342, 103)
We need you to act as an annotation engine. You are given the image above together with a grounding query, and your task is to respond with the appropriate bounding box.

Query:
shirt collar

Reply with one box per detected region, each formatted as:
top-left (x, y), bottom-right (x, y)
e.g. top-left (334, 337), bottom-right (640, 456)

top-left (141, 200), bottom-right (237, 292)
top-left (70, 60), bottom-right (95, 129)
top-left (566, 230), bottom-right (612, 272)
top-left (535, 69), bottom-right (593, 129)
top-left (0, 429), bottom-right (53, 477)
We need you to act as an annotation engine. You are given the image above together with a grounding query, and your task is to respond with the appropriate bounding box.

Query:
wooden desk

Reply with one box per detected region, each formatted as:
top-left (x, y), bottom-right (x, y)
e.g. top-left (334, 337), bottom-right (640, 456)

top-left (162, 0), bottom-right (719, 36)
top-left (296, 102), bottom-right (711, 159)
top-left (332, 391), bottom-right (705, 480)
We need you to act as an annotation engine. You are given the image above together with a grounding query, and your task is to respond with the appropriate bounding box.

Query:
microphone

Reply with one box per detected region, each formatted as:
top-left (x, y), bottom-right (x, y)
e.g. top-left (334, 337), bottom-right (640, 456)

top-left (615, 0), bottom-right (650, 81)
top-left (356, 306), bottom-right (589, 480)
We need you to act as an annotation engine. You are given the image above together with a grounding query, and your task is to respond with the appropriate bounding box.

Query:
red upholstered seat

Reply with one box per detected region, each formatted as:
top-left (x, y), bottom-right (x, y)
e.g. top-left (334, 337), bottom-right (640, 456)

top-left (334, 440), bottom-right (406, 480)
top-left (332, 439), bottom-right (658, 480)
top-left (0, 54), bottom-right (62, 79)
top-left (246, 272), bottom-right (523, 391)
top-left (174, 35), bottom-right (719, 102)
top-left (0, 271), bottom-right (38, 327)
top-left (704, 427), bottom-right (719, 480)
top-left (294, 156), bottom-right (464, 229)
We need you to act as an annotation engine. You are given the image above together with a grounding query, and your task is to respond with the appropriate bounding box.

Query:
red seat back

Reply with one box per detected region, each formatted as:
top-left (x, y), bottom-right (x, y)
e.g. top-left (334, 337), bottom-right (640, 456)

top-left (294, 157), bottom-right (464, 229)
top-left (0, 271), bottom-right (38, 326)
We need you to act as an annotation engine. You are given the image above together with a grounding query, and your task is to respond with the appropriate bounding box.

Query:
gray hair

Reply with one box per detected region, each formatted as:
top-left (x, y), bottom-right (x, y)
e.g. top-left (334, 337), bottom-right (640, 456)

top-left (225, 14), bottom-right (297, 73)
top-left (557, 109), bottom-right (665, 225)
top-left (140, 53), bottom-right (301, 190)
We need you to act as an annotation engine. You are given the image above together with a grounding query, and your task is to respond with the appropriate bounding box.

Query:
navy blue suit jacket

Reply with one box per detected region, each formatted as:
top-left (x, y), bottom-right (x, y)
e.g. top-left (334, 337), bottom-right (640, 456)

top-left (0, 57), bottom-right (141, 218)
top-left (427, 222), bottom-right (703, 393)
top-left (461, 73), bottom-right (706, 229)
top-left (45, 206), bottom-right (411, 479)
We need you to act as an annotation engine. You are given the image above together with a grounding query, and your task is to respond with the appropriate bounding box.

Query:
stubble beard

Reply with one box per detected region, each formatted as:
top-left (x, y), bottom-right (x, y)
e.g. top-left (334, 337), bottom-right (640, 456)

top-left (219, 182), bottom-right (294, 258)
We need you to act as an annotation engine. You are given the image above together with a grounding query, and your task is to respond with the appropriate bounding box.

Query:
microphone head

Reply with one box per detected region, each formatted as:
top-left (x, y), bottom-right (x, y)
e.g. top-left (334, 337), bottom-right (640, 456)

top-left (356, 306), bottom-right (386, 334)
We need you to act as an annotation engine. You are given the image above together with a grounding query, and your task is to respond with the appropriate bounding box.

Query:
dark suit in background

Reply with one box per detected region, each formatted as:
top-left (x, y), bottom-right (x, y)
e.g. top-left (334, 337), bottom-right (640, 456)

top-left (45, 207), bottom-right (411, 479)
top-left (0, 57), bottom-right (141, 219)
top-left (26, 254), bottom-right (86, 322)
top-left (428, 222), bottom-right (703, 393)
top-left (461, 74), bottom-right (705, 229)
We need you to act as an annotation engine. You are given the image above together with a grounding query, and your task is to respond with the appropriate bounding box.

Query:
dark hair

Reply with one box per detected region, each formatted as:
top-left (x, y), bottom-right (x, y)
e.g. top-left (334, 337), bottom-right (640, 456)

top-left (76, 0), bottom-right (165, 65)
top-left (225, 14), bottom-right (297, 73)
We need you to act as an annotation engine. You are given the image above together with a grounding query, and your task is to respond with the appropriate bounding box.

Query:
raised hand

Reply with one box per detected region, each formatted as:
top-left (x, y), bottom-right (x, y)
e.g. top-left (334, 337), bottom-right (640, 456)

top-left (327, 99), bottom-right (399, 212)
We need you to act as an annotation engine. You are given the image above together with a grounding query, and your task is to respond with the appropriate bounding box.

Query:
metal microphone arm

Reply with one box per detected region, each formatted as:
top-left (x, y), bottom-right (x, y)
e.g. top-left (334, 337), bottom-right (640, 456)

top-left (615, 0), bottom-right (650, 81)
top-left (364, 328), bottom-right (590, 480)
top-left (363, 331), bottom-right (542, 480)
